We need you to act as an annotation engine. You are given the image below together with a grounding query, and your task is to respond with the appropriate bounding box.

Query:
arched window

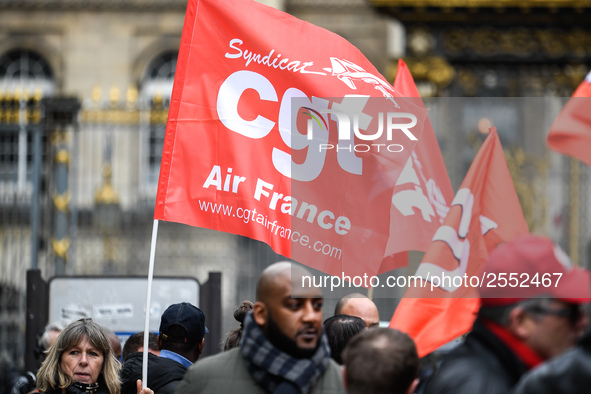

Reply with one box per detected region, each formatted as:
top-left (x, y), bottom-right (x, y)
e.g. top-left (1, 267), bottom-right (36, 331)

top-left (140, 50), bottom-right (177, 104)
top-left (0, 49), bottom-right (55, 190)
top-left (0, 48), bottom-right (55, 95)
top-left (146, 50), bottom-right (177, 78)
top-left (139, 51), bottom-right (178, 193)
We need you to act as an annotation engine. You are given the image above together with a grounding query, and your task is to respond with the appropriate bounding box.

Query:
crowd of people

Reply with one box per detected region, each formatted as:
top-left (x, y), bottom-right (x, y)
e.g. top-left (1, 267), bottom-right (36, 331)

top-left (424, 234), bottom-right (591, 393)
top-left (8, 234), bottom-right (591, 393)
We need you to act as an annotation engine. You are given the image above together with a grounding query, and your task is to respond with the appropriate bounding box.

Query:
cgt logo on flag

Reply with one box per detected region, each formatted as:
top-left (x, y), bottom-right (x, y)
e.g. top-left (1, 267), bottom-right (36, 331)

top-left (155, 0), bottom-right (428, 279)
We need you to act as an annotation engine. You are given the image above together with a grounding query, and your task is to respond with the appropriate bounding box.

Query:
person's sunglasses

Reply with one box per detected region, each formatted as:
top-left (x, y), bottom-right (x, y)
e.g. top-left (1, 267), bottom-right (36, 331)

top-left (530, 305), bottom-right (582, 325)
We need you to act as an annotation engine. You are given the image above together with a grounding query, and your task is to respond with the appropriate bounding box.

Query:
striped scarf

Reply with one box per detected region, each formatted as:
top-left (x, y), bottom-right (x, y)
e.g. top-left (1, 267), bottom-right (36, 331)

top-left (240, 312), bottom-right (330, 394)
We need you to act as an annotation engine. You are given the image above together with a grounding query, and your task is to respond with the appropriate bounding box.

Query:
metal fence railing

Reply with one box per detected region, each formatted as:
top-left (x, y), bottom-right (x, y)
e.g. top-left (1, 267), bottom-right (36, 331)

top-left (0, 92), bottom-right (589, 393)
top-left (0, 90), bottom-right (285, 393)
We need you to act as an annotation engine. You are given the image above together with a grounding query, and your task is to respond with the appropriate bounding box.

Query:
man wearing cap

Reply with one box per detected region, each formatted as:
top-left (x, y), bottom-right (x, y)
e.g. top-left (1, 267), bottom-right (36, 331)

top-left (424, 234), bottom-right (591, 394)
top-left (120, 302), bottom-right (208, 394)
top-left (176, 261), bottom-right (344, 394)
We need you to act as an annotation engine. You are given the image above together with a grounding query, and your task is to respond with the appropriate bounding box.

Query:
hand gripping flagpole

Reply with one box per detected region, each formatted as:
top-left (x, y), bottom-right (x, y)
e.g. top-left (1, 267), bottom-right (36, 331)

top-left (142, 219), bottom-right (159, 389)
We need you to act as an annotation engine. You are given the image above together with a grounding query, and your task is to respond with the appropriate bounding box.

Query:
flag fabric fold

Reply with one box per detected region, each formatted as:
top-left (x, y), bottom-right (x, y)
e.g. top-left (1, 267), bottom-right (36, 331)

top-left (379, 60), bottom-right (454, 273)
top-left (547, 71), bottom-right (591, 167)
top-left (154, 0), bottom-right (427, 278)
top-left (389, 128), bottom-right (529, 357)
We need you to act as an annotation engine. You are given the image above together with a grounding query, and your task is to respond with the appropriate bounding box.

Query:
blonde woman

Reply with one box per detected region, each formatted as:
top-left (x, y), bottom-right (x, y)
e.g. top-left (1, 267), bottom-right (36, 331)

top-left (35, 318), bottom-right (152, 394)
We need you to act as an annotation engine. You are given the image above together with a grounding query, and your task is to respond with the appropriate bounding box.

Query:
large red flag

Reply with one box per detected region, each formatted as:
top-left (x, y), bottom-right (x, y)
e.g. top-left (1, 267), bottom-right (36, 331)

top-left (154, 0), bottom-right (427, 278)
top-left (389, 128), bottom-right (529, 357)
top-left (379, 60), bottom-right (454, 273)
top-left (547, 71), bottom-right (591, 167)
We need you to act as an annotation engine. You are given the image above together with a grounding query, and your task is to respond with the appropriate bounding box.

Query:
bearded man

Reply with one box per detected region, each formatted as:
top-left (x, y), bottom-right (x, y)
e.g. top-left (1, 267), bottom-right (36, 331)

top-left (175, 261), bottom-right (343, 394)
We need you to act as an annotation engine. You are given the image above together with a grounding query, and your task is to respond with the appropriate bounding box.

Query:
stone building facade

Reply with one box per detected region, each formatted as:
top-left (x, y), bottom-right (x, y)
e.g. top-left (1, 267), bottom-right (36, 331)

top-left (0, 0), bottom-right (589, 382)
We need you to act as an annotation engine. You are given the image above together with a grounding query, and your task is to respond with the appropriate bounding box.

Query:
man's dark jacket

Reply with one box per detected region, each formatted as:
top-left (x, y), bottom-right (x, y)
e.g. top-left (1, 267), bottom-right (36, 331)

top-left (120, 352), bottom-right (187, 394)
top-left (513, 329), bottom-right (591, 394)
top-left (424, 318), bottom-right (530, 394)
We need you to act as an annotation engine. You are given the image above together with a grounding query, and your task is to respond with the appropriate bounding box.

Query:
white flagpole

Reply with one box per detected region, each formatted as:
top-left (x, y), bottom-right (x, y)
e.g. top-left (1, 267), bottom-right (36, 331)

top-left (142, 219), bottom-right (159, 389)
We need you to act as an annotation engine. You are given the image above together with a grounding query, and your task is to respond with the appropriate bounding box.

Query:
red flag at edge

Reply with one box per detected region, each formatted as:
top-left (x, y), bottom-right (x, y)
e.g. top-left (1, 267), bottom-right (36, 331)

top-left (547, 71), bottom-right (591, 167)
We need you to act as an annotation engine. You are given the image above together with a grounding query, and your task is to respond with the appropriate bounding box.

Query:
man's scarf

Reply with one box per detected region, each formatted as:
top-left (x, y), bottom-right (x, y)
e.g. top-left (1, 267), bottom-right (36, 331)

top-left (240, 312), bottom-right (330, 394)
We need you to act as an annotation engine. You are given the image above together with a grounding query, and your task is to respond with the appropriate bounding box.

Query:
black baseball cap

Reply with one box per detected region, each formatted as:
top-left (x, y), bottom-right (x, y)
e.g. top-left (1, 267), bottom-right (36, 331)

top-left (159, 302), bottom-right (209, 344)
